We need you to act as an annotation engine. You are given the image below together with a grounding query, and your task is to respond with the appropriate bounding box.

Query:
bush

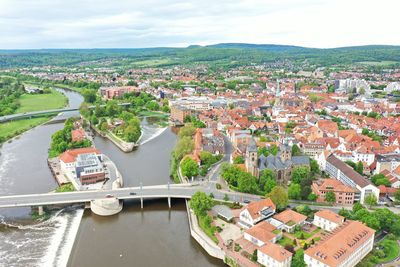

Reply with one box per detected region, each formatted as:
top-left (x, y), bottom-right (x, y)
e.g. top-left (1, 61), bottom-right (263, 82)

top-left (216, 183), bottom-right (222, 190)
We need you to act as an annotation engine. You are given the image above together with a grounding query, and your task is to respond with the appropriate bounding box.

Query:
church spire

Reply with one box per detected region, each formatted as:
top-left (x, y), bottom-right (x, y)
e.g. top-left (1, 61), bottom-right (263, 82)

top-left (276, 79), bottom-right (280, 97)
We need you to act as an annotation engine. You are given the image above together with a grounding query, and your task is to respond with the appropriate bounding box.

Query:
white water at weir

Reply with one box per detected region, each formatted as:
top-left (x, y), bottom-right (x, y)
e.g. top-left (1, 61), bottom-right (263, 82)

top-left (0, 208), bottom-right (83, 267)
top-left (139, 126), bottom-right (167, 145)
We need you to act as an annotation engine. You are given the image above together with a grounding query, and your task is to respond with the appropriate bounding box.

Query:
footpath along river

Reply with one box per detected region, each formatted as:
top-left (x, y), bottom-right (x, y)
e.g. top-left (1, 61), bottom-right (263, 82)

top-left (0, 88), bottom-right (224, 267)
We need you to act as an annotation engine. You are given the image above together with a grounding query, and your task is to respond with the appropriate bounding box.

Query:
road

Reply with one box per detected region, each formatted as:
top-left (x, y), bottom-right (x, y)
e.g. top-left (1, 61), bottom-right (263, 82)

top-left (0, 183), bottom-right (261, 208)
top-left (207, 134), bottom-right (232, 190)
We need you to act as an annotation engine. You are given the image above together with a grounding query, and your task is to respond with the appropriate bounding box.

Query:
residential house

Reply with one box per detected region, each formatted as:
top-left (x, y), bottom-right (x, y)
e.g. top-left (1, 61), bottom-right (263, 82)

top-left (239, 198), bottom-right (276, 228)
top-left (244, 221), bottom-right (282, 246)
top-left (272, 209), bottom-right (307, 233)
top-left (257, 242), bottom-right (292, 267)
top-left (313, 210), bottom-right (345, 232)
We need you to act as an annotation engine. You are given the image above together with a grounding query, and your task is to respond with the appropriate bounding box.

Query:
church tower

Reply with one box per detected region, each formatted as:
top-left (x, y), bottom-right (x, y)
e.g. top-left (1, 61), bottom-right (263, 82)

top-left (245, 138), bottom-right (259, 177)
top-left (279, 142), bottom-right (292, 162)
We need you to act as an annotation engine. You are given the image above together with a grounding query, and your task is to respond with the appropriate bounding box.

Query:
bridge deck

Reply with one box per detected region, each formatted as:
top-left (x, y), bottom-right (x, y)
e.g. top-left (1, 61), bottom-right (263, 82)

top-left (0, 184), bottom-right (260, 208)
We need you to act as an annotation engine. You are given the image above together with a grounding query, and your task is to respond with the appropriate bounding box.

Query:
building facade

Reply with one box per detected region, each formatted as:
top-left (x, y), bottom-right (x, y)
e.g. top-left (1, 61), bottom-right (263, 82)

top-left (325, 155), bottom-right (379, 204)
top-left (305, 220), bottom-right (374, 267)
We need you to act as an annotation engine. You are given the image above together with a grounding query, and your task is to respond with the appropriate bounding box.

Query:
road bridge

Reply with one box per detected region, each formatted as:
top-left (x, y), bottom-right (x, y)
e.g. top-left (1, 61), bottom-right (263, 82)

top-left (0, 103), bottom-right (131, 123)
top-left (0, 183), bottom-right (261, 216)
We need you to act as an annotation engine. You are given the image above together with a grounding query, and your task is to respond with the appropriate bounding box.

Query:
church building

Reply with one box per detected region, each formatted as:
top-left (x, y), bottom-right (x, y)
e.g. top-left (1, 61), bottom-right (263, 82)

top-left (245, 138), bottom-right (310, 184)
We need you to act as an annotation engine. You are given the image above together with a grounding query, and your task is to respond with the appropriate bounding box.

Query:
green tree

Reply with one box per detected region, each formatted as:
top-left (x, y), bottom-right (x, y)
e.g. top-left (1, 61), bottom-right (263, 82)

top-left (259, 169), bottom-right (276, 193)
top-left (291, 166), bottom-right (310, 184)
top-left (190, 191), bottom-right (213, 216)
top-left (237, 172), bottom-right (258, 194)
top-left (251, 249), bottom-right (257, 262)
top-left (291, 249), bottom-right (306, 267)
top-left (288, 183), bottom-right (302, 200)
top-left (269, 186), bottom-right (288, 211)
top-left (82, 89), bottom-right (97, 103)
top-left (308, 193), bottom-right (318, 201)
top-left (173, 136), bottom-right (194, 160)
top-left (178, 125), bottom-right (196, 138)
top-left (365, 194), bottom-right (377, 208)
top-left (325, 191), bottom-right (336, 204)
top-left (291, 144), bottom-right (302, 156)
top-left (181, 157), bottom-right (199, 178)
top-left (355, 161), bottom-right (364, 175)
top-left (371, 173), bottom-right (390, 186)
top-left (352, 202), bottom-right (364, 213)
top-left (105, 100), bottom-right (119, 118)
top-left (233, 155), bottom-right (245, 164)
top-left (310, 159), bottom-right (320, 175)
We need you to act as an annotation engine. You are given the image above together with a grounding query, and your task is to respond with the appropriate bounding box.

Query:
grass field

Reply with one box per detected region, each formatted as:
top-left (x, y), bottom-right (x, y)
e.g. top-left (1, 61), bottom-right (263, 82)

top-left (0, 117), bottom-right (50, 141)
top-left (357, 237), bottom-right (400, 266)
top-left (16, 90), bottom-right (67, 113)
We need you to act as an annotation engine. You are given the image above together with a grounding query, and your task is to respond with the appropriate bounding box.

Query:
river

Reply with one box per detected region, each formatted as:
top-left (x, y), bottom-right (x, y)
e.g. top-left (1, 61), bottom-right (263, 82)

top-left (0, 88), bottom-right (224, 267)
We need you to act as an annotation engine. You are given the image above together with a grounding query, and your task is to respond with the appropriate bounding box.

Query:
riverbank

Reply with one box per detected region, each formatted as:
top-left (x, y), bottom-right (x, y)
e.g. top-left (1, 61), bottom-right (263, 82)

top-left (0, 116), bottom-right (53, 143)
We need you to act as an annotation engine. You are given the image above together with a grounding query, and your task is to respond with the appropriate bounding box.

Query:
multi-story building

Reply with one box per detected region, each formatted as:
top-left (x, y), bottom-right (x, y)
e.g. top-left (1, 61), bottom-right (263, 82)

top-left (59, 147), bottom-right (105, 185)
top-left (325, 155), bottom-right (379, 204)
top-left (313, 210), bottom-right (345, 232)
top-left (304, 220), bottom-right (375, 267)
top-left (170, 105), bottom-right (192, 124)
top-left (257, 242), bottom-right (292, 267)
top-left (311, 179), bottom-right (356, 205)
top-left (376, 153), bottom-right (400, 174)
top-left (75, 153), bottom-right (106, 185)
top-left (169, 97), bottom-right (212, 111)
top-left (99, 86), bottom-right (137, 99)
top-left (300, 143), bottom-right (325, 158)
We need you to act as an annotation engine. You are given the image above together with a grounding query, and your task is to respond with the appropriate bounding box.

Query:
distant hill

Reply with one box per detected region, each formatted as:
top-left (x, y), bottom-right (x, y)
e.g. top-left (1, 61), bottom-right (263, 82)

top-left (1, 43), bottom-right (400, 69)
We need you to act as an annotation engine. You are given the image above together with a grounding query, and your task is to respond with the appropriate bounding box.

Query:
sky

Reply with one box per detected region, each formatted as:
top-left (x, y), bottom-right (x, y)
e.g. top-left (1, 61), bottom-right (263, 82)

top-left (1, 0), bottom-right (400, 49)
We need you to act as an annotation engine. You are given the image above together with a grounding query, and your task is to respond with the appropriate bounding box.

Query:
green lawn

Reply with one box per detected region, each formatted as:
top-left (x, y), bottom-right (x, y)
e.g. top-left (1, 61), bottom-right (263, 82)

top-left (357, 237), bottom-right (400, 266)
top-left (198, 214), bottom-right (219, 244)
top-left (138, 110), bottom-right (169, 117)
top-left (16, 90), bottom-right (67, 113)
top-left (293, 230), bottom-right (313, 240)
top-left (0, 117), bottom-right (50, 141)
top-left (278, 236), bottom-right (294, 247)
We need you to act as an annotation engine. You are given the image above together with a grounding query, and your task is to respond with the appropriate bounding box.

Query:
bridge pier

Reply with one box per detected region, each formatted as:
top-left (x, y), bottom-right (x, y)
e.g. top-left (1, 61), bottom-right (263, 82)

top-left (168, 197), bottom-right (171, 209)
top-left (140, 197), bottom-right (143, 209)
top-left (38, 206), bottom-right (44, 216)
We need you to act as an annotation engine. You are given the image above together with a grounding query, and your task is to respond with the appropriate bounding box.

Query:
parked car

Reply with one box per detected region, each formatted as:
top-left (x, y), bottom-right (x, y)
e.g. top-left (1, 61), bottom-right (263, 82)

top-left (129, 192), bottom-right (137, 195)
top-left (105, 194), bottom-right (114, 198)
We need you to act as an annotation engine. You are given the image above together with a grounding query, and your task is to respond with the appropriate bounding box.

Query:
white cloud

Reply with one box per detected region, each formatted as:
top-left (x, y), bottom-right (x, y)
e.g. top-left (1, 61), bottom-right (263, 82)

top-left (0, 0), bottom-right (399, 48)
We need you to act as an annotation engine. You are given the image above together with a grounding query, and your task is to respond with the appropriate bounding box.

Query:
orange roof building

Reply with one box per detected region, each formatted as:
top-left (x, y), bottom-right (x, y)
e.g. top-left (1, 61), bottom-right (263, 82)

top-left (239, 198), bottom-right (276, 227)
top-left (272, 209), bottom-right (307, 233)
top-left (305, 220), bottom-right (375, 267)
top-left (59, 147), bottom-right (100, 163)
top-left (244, 221), bottom-right (280, 246)
top-left (257, 242), bottom-right (292, 267)
top-left (313, 210), bottom-right (345, 232)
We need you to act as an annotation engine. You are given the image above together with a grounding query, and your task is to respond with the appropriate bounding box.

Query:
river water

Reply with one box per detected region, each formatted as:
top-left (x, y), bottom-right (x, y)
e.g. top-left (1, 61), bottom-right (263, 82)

top-left (0, 88), bottom-right (224, 267)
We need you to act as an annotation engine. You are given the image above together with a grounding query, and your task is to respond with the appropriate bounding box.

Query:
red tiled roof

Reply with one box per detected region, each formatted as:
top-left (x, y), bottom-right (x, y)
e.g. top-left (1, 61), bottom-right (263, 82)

top-left (59, 147), bottom-right (100, 163)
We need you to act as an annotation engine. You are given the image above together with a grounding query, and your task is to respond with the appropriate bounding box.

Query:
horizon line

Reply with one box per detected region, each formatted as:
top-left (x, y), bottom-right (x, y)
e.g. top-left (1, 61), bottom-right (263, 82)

top-left (0, 42), bottom-right (399, 51)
